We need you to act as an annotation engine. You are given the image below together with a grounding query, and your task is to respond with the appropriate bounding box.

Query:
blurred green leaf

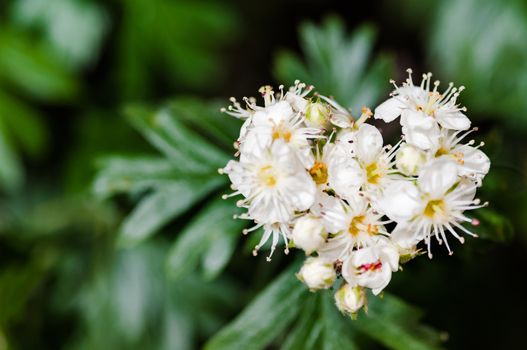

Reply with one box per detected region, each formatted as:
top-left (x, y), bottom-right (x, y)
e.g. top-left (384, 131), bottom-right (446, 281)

top-left (274, 16), bottom-right (393, 112)
top-left (95, 99), bottom-right (235, 247)
top-left (470, 208), bottom-right (514, 242)
top-left (0, 91), bottom-right (48, 158)
top-left (0, 28), bottom-right (79, 101)
top-left (205, 262), bottom-right (307, 350)
top-left (93, 156), bottom-right (183, 199)
top-left (0, 253), bottom-right (52, 326)
top-left (425, 0), bottom-right (527, 125)
top-left (354, 293), bottom-right (444, 350)
top-left (0, 117), bottom-right (23, 190)
top-left (126, 104), bottom-right (230, 173)
top-left (116, 0), bottom-right (239, 98)
top-left (11, 0), bottom-right (108, 70)
top-left (119, 177), bottom-right (225, 247)
top-left (166, 196), bottom-right (246, 280)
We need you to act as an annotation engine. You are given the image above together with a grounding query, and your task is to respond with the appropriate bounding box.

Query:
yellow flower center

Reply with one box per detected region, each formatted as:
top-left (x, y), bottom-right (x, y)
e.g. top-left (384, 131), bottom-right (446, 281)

top-left (272, 123), bottom-right (292, 142)
top-left (309, 162), bottom-right (328, 185)
top-left (365, 162), bottom-right (382, 184)
top-left (423, 199), bottom-right (446, 219)
top-left (348, 215), bottom-right (365, 236)
top-left (258, 165), bottom-right (277, 187)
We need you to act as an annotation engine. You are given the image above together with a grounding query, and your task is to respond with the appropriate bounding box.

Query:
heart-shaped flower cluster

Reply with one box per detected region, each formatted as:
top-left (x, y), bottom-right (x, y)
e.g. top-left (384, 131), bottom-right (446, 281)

top-left (220, 70), bottom-right (490, 315)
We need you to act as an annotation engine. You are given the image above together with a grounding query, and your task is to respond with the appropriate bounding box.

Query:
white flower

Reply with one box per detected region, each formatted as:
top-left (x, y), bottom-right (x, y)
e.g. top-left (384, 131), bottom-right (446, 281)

top-left (328, 123), bottom-right (399, 198)
top-left (240, 100), bottom-right (322, 168)
top-left (296, 257), bottom-right (336, 291)
top-left (375, 69), bottom-right (470, 150)
top-left (221, 140), bottom-right (316, 259)
top-left (341, 236), bottom-right (399, 295)
top-left (317, 193), bottom-right (389, 261)
top-left (396, 143), bottom-right (427, 176)
top-left (291, 215), bottom-right (327, 255)
top-left (335, 283), bottom-right (366, 315)
top-left (377, 158), bottom-right (488, 257)
top-left (429, 127), bottom-right (490, 181)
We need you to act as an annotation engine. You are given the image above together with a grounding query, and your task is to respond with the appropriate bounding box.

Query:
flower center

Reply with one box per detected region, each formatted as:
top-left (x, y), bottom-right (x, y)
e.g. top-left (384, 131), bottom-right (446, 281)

top-left (309, 161), bottom-right (328, 185)
top-left (416, 92), bottom-right (442, 117)
top-left (358, 260), bottom-right (382, 273)
top-left (434, 147), bottom-right (449, 157)
top-left (423, 199), bottom-right (446, 219)
top-left (272, 123), bottom-right (292, 142)
top-left (348, 215), bottom-right (366, 236)
top-left (365, 162), bottom-right (382, 184)
top-left (258, 165), bottom-right (277, 187)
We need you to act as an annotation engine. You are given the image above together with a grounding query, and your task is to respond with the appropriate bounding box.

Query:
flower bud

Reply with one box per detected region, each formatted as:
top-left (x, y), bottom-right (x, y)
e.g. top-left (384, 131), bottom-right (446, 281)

top-left (296, 257), bottom-right (336, 291)
top-left (334, 283), bottom-right (366, 315)
top-left (305, 101), bottom-right (331, 128)
top-left (292, 215), bottom-right (327, 255)
top-left (396, 143), bottom-right (426, 176)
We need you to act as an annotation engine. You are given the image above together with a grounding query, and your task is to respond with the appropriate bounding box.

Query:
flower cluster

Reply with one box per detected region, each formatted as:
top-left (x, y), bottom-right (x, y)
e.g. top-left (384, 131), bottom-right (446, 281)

top-left (219, 70), bottom-right (490, 315)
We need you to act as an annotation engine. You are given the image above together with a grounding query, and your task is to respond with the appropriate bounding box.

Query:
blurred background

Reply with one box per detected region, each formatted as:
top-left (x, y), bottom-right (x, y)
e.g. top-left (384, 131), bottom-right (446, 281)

top-left (0, 0), bottom-right (525, 349)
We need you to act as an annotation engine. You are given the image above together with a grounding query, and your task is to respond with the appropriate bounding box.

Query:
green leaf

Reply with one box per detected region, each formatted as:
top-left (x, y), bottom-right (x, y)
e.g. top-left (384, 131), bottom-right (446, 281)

top-left (0, 90), bottom-right (48, 157)
top-left (93, 155), bottom-right (184, 199)
top-left (354, 293), bottom-right (444, 350)
top-left (166, 196), bottom-right (246, 280)
top-left (116, 0), bottom-right (239, 98)
top-left (320, 291), bottom-right (360, 350)
top-left (11, 0), bottom-right (109, 70)
top-left (274, 16), bottom-right (393, 112)
top-left (118, 177), bottom-right (226, 246)
top-left (0, 28), bottom-right (79, 101)
top-left (281, 294), bottom-right (320, 350)
top-left (205, 262), bottom-right (307, 350)
top-left (0, 116), bottom-right (23, 190)
top-left (126, 104), bottom-right (230, 173)
top-left (470, 208), bottom-right (514, 242)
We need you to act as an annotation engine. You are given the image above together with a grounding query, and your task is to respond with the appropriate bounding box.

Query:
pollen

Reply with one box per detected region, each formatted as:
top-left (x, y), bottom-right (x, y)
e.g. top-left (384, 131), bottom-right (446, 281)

top-left (424, 199), bottom-right (446, 219)
top-left (434, 147), bottom-right (449, 157)
top-left (309, 161), bottom-right (328, 184)
top-left (365, 162), bottom-right (382, 184)
top-left (348, 215), bottom-right (366, 236)
top-left (258, 165), bottom-right (277, 187)
top-left (272, 124), bottom-right (292, 142)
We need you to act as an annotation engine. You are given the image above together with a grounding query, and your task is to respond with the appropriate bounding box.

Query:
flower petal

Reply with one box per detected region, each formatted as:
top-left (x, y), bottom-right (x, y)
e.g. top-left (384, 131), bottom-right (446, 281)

top-left (418, 158), bottom-right (459, 198)
top-left (355, 123), bottom-right (383, 164)
top-left (436, 110), bottom-right (471, 130)
top-left (400, 110), bottom-right (440, 150)
top-left (374, 97), bottom-right (405, 122)
top-left (376, 180), bottom-right (422, 222)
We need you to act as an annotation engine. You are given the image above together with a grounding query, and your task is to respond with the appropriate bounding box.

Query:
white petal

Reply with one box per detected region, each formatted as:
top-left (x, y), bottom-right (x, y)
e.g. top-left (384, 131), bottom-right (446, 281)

top-left (390, 223), bottom-right (421, 249)
top-left (374, 97), bottom-right (405, 123)
top-left (282, 175), bottom-right (316, 212)
top-left (400, 110), bottom-right (440, 150)
top-left (455, 145), bottom-right (490, 179)
top-left (418, 158), bottom-right (459, 198)
top-left (328, 156), bottom-right (364, 199)
top-left (376, 180), bottom-right (422, 221)
top-left (435, 110), bottom-right (471, 130)
top-left (266, 101), bottom-right (293, 124)
top-left (355, 123), bottom-right (383, 164)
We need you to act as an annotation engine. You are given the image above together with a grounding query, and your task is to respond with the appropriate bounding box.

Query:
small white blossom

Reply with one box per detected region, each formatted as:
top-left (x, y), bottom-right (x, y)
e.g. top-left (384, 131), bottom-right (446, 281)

top-left (341, 236), bottom-right (399, 295)
top-left (296, 257), bottom-right (336, 291)
top-left (291, 215), bottom-right (327, 255)
top-left (335, 283), bottom-right (366, 315)
top-left (375, 69), bottom-right (470, 150)
top-left (378, 158), bottom-right (488, 257)
top-left (396, 143), bottom-right (427, 176)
